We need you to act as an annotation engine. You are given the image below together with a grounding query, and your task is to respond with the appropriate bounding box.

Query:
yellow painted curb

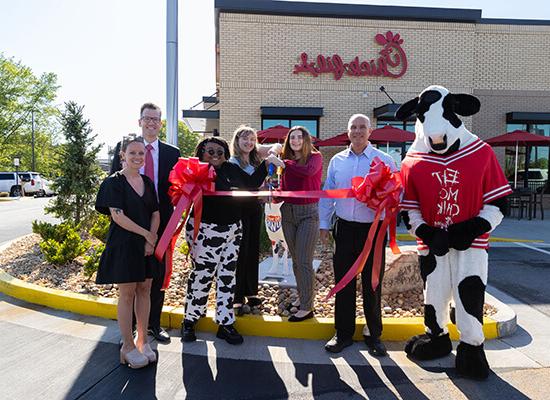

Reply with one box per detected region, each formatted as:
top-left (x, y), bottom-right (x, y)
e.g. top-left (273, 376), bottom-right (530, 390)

top-left (0, 268), bottom-right (499, 341)
top-left (396, 233), bottom-right (542, 243)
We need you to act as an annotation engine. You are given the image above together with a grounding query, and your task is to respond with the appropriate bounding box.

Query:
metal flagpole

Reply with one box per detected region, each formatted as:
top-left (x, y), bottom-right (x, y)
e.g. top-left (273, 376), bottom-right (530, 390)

top-left (166, 0), bottom-right (179, 147)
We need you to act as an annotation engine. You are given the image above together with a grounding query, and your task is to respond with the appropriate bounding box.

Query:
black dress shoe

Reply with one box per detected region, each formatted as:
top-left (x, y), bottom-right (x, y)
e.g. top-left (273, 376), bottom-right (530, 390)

top-left (288, 311), bottom-right (314, 322)
top-left (216, 324), bottom-right (244, 345)
top-left (148, 326), bottom-right (171, 343)
top-left (246, 297), bottom-right (262, 308)
top-left (325, 335), bottom-right (353, 353)
top-left (181, 320), bottom-right (197, 342)
top-left (364, 336), bottom-right (387, 357)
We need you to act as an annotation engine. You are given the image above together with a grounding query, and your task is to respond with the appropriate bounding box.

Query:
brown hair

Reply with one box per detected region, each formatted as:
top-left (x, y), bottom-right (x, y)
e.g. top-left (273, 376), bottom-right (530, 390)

top-left (120, 134), bottom-right (145, 153)
top-left (140, 102), bottom-right (161, 118)
top-left (230, 125), bottom-right (261, 168)
top-left (281, 126), bottom-right (319, 165)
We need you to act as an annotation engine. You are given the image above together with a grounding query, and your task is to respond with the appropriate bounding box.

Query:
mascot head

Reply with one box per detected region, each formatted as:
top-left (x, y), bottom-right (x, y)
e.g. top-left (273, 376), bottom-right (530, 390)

top-left (395, 85), bottom-right (480, 154)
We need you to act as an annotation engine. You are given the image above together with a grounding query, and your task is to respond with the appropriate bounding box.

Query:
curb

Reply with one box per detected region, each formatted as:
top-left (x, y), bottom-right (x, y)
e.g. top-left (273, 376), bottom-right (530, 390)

top-left (0, 238), bottom-right (515, 342)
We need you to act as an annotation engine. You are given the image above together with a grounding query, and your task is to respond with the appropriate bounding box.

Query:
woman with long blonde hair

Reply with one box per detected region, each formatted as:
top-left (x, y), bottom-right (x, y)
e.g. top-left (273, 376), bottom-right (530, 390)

top-left (279, 126), bottom-right (322, 322)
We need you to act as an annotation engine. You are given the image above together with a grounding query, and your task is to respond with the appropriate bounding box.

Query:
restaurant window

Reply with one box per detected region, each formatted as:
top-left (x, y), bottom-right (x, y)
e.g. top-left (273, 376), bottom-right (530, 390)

top-left (262, 117), bottom-right (319, 138)
top-left (505, 123), bottom-right (549, 190)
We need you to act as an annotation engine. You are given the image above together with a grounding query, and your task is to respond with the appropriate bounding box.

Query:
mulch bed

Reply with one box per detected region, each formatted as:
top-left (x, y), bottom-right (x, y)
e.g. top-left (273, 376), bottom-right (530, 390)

top-left (0, 234), bottom-right (496, 318)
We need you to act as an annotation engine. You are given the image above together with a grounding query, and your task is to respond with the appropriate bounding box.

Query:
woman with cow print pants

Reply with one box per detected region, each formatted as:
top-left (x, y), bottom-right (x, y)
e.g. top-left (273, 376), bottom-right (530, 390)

top-left (181, 137), bottom-right (282, 345)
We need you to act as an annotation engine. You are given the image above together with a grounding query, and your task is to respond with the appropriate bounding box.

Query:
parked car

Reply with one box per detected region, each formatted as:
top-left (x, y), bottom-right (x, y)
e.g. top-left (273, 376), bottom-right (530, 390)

top-left (0, 171), bottom-right (49, 197)
top-left (0, 172), bottom-right (23, 196)
top-left (40, 178), bottom-right (56, 197)
top-left (18, 172), bottom-right (45, 196)
top-left (509, 169), bottom-right (549, 192)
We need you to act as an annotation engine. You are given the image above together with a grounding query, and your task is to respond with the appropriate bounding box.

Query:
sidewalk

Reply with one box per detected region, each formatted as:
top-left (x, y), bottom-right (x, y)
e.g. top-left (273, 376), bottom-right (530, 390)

top-left (1, 289), bottom-right (549, 400)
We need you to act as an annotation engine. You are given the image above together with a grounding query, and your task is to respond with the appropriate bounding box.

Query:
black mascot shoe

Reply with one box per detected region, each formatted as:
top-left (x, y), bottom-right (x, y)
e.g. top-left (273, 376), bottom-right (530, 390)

top-left (456, 341), bottom-right (490, 380)
top-left (216, 324), bottom-right (244, 345)
top-left (415, 224), bottom-right (450, 256)
top-left (405, 333), bottom-right (452, 360)
top-left (181, 320), bottom-right (197, 343)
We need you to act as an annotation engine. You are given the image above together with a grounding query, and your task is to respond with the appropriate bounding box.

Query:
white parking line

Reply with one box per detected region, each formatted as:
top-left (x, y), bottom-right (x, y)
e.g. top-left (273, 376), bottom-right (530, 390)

top-left (513, 242), bottom-right (550, 256)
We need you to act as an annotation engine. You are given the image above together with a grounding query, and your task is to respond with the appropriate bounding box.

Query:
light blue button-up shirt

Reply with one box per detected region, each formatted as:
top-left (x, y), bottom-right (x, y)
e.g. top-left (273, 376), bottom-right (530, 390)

top-left (319, 144), bottom-right (397, 229)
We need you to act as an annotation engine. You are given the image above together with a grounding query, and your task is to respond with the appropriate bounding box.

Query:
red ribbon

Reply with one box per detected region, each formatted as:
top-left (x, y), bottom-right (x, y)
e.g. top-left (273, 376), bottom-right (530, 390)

top-left (325, 157), bottom-right (402, 299)
top-left (155, 157), bottom-right (402, 292)
top-left (154, 157), bottom-right (215, 289)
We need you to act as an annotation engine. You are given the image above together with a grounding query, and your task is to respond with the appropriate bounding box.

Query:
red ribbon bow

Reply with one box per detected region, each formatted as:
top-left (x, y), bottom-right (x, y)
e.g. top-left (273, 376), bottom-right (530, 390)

top-left (325, 157), bottom-right (402, 299)
top-left (154, 157), bottom-right (215, 289)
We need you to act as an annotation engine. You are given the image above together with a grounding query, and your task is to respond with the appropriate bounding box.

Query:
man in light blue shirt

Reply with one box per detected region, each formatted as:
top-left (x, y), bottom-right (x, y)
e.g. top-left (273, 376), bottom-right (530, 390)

top-left (320, 114), bottom-right (396, 355)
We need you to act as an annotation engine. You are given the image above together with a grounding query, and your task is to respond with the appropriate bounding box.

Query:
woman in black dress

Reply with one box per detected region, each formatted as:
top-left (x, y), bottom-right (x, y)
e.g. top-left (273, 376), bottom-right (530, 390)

top-left (180, 137), bottom-right (284, 345)
top-left (95, 135), bottom-right (160, 369)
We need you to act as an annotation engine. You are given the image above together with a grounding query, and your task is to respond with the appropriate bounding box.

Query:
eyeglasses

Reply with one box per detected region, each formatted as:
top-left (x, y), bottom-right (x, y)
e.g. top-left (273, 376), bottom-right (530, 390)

top-left (205, 149), bottom-right (224, 157)
top-left (141, 116), bottom-right (161, 123)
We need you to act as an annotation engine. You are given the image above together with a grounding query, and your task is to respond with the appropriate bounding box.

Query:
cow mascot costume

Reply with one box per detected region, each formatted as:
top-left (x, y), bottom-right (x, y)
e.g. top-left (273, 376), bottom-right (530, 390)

top-left (396, 85), bottom-right (512, 380)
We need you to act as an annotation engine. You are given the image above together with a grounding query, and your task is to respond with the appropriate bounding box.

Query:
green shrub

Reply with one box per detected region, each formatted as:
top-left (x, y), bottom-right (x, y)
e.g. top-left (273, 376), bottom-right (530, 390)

top-left (37, 225), bottom-right (90, 266)
top-left (84, 243), bottom-right (105, 278)
top-left (178, 240), bottom-right (190, 256)
top-left (89, 213), bottom-right (110, 243)
top-left (32, 220), bottom-right (75, 242)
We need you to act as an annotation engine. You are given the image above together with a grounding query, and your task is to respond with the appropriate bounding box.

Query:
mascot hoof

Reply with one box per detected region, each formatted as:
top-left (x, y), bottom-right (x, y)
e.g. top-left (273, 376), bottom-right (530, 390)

top-left (404, 333), bottom-right (452, 360)
top-left (456, 342), bottom-right (490, 380)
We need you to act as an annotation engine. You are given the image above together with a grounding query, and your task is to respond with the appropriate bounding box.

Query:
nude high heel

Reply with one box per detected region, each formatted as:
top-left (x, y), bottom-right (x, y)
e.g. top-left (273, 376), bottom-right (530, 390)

top-left (120, 348), bottom-right (149, 369)
top-left (140, 343), bottom-right (157, 363)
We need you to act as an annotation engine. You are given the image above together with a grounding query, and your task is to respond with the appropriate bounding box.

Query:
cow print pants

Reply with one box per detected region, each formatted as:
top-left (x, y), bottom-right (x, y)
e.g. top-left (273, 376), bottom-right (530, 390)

top-left (420, 247), bottom-right (488, 346)
top-left (184, 218), bottom-right (242, 326)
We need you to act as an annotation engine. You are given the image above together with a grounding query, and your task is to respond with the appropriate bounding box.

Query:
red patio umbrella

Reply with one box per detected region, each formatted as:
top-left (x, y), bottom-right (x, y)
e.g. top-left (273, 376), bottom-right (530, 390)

top-left (485, 130), bottom-right (550, 188)
top-left (316, 132), bottom-right (349, 147)
top-left (369, 125), bottom-right (416, 144)
top-left (257, 125), bottom-right (290, 144)
top-left (316, 125), bottom-right (415, 148)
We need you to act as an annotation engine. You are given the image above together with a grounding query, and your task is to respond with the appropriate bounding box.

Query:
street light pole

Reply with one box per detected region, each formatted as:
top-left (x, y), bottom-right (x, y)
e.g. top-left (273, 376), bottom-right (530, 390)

top-left (31, 109), bottom-right (35, 171)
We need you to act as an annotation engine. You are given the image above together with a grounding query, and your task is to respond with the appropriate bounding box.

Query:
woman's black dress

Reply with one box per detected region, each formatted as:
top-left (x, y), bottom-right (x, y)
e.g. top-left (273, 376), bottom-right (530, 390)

top-left (95, 172), bottom-right (159, 284)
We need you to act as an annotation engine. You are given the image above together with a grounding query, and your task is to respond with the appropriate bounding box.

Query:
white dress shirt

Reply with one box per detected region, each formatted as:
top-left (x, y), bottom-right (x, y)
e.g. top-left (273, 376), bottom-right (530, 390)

top-left (319, 144), bottom-right (397, 229)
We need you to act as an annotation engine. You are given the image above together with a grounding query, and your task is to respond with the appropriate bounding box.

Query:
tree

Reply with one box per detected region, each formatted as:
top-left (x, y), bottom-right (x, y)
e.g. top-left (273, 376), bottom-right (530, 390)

top-left (0, 53), bottom-right (60, 175)
top-left (159, 120), bottom-right (201, 157)
top-left (46, 102), bottom-right (103, 225)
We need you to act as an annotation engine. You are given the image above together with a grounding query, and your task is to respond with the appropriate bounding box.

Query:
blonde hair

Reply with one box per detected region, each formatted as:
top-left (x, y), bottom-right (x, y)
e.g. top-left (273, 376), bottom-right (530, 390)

top-left (230, 125), bottom-right (261, 168)
top-left (281, 126), bottom-right (319, 165)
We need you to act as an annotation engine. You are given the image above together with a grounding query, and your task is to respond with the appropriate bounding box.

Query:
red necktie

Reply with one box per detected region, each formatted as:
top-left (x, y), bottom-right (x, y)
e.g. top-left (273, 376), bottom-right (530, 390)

top-left (145, 144), bottom-right (155, 182)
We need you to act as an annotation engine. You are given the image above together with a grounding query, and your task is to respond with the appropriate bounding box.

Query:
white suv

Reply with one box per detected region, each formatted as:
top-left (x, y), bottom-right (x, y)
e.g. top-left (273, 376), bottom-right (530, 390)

top-left (0, 171), bottom-right (46, 197)
top-left (18, 172), bottom-right (45, 196)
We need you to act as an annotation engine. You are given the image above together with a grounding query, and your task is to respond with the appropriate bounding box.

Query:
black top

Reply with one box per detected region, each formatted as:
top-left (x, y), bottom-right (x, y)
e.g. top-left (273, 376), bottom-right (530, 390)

top-left (196, 161), bottom-right (268, 225)
top-left (110, 140), bottom-right (180, 235)
top-left (95, 172), bottom-right (159, 284)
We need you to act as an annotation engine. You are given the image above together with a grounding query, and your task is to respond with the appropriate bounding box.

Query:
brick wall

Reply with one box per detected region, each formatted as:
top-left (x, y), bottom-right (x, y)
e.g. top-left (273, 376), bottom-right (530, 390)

top-left (217, 12), bottom-right (550, 171)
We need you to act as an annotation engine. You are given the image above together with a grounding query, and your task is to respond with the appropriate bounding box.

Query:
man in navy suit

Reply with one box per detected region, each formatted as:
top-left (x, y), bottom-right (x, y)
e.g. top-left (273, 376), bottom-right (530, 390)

top-left (111, 103), bottom-right (180, 342)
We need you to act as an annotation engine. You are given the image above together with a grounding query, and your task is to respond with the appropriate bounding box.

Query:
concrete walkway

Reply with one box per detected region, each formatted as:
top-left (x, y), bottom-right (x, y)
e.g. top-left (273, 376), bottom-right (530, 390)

top-left (2, 215), bottom-right (549, 399)
top-left (1, 285), bottom-right (550, 400)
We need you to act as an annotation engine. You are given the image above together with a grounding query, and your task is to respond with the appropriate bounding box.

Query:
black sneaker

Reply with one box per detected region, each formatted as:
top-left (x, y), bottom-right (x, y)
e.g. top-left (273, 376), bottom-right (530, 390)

top-left (181, 320), bottom-right (197, 342)
top-left (325, 335), bottom-right (353, 353)
top-left (364, 336), bottom-right (387, 357)
top-left (216, 324), bottom-right (244, 345)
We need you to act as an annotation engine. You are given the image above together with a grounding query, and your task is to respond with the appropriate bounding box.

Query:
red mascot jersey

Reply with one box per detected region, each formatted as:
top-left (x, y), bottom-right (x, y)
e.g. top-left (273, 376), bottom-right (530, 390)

top-left (400, 139), bottom-right (512, 250)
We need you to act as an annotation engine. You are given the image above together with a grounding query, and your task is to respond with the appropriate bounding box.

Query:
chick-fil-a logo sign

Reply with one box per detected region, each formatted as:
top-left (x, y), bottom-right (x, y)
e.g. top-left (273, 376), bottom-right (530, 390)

top-left (293, 31), bottom-right (407, 80)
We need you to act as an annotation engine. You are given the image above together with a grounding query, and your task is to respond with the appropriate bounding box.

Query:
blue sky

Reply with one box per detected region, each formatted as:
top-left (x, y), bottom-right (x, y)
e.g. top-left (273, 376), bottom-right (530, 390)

top-left (2, 0), bottom-right (549, 156)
